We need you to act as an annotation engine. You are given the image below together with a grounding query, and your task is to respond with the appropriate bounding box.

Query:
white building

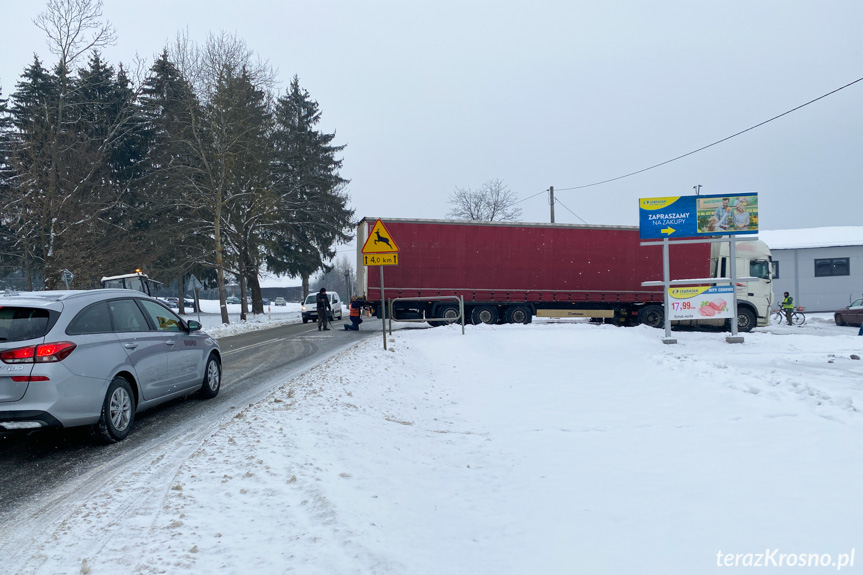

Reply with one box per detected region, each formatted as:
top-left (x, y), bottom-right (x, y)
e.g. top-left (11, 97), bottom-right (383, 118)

top-left (758, 227), bottom-right (863, 313)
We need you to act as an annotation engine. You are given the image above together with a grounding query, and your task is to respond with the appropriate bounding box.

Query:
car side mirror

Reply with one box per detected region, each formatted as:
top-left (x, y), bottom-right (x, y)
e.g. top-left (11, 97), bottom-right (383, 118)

top-left (187, 320), bottom-right (202, 332)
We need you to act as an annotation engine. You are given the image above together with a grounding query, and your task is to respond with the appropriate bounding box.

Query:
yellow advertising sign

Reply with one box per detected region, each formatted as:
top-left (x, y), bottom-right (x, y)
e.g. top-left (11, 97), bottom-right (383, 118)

top-left (639, 196), bottom-right (681, 211)
top-left (363, 253), bottom-right (398, 266)
top-left (361, 219), bottom-right (400, 254)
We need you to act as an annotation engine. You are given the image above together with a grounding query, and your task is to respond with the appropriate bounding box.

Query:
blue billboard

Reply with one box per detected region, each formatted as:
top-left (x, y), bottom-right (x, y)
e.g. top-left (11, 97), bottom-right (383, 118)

top-left (639, 193), bottom-right (759, 239)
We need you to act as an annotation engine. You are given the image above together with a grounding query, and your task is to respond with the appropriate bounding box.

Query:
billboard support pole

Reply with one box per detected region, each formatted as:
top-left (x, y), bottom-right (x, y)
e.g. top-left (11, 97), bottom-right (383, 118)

top-left (661, 237), bottom-right (677, 344)
top-left (726, 238), bottom-right (744, 343)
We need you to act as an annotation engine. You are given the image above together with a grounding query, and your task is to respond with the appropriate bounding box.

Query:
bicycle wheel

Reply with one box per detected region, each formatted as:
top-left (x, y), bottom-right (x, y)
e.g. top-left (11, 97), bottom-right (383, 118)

top-left (771, 311), bottom-right (784, 325)
top-left (792, 312), bottom-right (805, 326)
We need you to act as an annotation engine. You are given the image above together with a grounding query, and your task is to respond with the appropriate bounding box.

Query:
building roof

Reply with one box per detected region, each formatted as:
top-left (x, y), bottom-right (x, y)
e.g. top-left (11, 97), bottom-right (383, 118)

top-left (758, 227), bottom-right (863, 250)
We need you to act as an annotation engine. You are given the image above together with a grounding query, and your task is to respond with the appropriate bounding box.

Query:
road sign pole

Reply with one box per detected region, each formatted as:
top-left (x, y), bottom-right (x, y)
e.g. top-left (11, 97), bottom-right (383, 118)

top-left (380, 265), bottom-right (387, 350)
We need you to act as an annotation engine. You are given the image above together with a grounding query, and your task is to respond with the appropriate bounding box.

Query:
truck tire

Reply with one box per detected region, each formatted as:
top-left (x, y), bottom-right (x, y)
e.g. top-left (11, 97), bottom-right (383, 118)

top-left (736, 307), bottom-right (756, 332)
top-left (637, 305), bottom-right (664, 329)
top-left (471, 305), bottom-right (499, 325)
top-left (429, 304), bottom-right (461, 327)
top-left (504, 305), bottom-right (532, 324)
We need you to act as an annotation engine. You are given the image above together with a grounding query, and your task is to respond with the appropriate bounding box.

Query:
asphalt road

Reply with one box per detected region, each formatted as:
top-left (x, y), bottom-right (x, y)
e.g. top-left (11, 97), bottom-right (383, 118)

top-left (0, 318), bottom-right (376, 522)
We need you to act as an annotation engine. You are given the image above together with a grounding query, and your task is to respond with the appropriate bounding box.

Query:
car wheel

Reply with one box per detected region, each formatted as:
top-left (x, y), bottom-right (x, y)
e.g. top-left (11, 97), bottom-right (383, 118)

top-left (835, 313), bottom-right (846, 326)
top-left (302, 318), bottom-right (309, 324)
top-left (199, 354), bottom-right (221, 399)
top-left (97, 377), bottom-right (135, 443)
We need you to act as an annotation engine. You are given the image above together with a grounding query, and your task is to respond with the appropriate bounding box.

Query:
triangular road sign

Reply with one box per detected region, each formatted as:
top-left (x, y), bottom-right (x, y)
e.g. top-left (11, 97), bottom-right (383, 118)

top-left (361, 219), bottom-right (400, 253)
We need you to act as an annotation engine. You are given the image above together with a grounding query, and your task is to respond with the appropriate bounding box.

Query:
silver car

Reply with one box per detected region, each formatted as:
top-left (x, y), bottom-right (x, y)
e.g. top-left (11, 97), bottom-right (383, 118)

top-left (0, 289), bottom-right (222, 442)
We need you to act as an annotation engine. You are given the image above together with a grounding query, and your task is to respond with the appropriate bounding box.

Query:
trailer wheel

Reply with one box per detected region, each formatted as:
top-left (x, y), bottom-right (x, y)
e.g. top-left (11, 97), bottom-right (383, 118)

top-left (504, 305), bottom-right (532, 324)
top-left (471, 306), bottom-right (499, 325)
top-left (637, 305), bottom-right (664, 329)
top-left (736, 307), bottom-right (756, 332)
top-left (429, 304), bottom-right (461, 327)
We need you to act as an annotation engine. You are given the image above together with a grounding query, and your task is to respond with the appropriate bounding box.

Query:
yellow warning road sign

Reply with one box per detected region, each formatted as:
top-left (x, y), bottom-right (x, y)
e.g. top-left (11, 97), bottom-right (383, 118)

top-left (361, 219), bottom-right (400, 253)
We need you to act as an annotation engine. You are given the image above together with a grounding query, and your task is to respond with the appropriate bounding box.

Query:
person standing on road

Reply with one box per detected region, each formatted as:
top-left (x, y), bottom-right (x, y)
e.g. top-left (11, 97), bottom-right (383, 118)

top-left (316, 287), bottom-right (331, 331)
top-left (782, 291), bottom-right (794, 326)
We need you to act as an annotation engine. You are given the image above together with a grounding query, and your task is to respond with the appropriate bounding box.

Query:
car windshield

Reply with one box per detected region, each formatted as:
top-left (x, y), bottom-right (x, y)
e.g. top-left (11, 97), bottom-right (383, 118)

top-left (305, 295), bottom-right (316, 305)
top-left (0, 307), bottom-right (51, 342)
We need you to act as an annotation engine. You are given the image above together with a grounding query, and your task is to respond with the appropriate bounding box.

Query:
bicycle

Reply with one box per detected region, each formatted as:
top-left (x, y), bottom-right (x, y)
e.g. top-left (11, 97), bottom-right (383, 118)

top-left (771, 306), bottom-right (806, 326)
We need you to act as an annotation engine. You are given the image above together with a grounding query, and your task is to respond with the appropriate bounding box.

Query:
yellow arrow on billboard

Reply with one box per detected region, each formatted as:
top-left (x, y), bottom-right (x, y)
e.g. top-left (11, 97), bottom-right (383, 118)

top-left (661, 226), bottom-right (676, 235)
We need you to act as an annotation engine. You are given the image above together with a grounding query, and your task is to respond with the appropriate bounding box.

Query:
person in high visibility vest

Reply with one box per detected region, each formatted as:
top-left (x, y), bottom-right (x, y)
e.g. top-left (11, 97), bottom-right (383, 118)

top-left (344, 295), bottom-right (366, 331)
top-left (782, 291), bottom-right (794, 326)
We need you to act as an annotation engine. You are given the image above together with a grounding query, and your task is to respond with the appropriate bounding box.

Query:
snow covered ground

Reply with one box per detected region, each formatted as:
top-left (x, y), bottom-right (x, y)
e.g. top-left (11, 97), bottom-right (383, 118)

top-left (173, 298), bottom-right (306, 337)
top-left (3, 309), bottom-right (863, 574)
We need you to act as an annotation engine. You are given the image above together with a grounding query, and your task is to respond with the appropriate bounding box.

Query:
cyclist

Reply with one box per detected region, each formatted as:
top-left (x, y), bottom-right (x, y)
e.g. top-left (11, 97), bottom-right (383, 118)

top-left (782, 292), bottom-right (794, 326)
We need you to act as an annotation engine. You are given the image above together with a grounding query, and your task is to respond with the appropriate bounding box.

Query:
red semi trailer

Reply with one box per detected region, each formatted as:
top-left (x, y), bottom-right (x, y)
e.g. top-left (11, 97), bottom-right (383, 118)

top-left (355, 218), bottom-right (774, 331)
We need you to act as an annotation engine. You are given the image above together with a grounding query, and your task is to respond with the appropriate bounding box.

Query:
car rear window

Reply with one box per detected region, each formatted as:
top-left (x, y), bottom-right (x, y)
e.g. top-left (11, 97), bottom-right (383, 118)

top-left (0, 307), bottom-right (52, 342)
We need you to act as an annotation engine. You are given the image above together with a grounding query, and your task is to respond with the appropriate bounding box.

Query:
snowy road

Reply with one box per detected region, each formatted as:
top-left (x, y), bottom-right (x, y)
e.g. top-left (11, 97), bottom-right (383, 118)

top-left (0, 318), bottom-right (372, 522)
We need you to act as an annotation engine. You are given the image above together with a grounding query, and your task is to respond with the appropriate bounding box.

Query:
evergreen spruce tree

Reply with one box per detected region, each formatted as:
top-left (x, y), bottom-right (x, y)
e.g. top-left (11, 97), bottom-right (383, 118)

top-left (267, 76), bottom-right (354, 299)
top-left (212, 69), bottom-right (275, 318)
top-left (138, 50), bottom-right (211, 309)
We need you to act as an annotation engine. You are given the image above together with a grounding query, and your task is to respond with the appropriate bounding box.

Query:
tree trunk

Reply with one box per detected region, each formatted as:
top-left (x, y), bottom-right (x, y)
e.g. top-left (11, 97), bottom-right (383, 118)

top-left (178, 275), bottom-right (186, 314)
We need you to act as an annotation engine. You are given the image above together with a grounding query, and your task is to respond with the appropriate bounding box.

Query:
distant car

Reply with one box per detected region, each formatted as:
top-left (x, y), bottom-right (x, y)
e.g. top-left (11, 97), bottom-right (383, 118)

top-left (182, 298), bottom-right (198, 312)
top-left (834, 297), bottom-right (863, 326)
top-left (0, 289), bottom-right (221, 443)
top-left (225, 295), bottom-right (240, 304)
top-left (274, 297), bottom-right (286, 306)
top-left (262, 297), bottom-right (270, 306)
top-left (301, 292), bottom-right (343, 323)
top-left (164, 297), bottom-right (179, 309)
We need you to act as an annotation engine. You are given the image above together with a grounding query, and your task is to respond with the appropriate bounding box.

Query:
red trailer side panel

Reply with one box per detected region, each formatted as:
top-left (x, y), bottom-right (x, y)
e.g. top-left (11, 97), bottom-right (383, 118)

top-left (363, 219), bottom-right (710, 304)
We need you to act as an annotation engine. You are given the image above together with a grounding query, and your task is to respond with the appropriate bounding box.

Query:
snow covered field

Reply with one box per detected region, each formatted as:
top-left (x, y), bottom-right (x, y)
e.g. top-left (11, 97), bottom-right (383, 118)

top-left (3, 311), bottom-right (863, 574)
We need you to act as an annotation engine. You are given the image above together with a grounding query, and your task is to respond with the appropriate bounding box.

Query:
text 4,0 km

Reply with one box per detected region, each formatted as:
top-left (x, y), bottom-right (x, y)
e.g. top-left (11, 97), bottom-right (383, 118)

top-left (363, 254), bottom-right (398, 266)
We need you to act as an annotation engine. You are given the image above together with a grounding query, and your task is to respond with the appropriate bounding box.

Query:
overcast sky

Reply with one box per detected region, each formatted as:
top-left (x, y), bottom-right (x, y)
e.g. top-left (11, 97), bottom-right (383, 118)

top-left (2, 0), bottom-right (861, 241)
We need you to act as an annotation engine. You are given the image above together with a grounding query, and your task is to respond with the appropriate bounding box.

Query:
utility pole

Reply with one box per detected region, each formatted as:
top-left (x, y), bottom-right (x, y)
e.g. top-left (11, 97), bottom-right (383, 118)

top-left (549, 186), bottom-right (555, 223)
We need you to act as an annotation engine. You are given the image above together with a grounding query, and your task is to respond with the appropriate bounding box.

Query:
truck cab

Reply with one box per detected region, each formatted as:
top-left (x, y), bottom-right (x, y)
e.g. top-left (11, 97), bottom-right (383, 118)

top-left (708, 239), bottom-right (774, 329)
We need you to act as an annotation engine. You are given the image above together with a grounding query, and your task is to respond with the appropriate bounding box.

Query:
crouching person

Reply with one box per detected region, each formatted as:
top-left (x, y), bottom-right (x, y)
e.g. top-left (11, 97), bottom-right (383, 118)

top-left (344, 296), bottom-right (365, 331)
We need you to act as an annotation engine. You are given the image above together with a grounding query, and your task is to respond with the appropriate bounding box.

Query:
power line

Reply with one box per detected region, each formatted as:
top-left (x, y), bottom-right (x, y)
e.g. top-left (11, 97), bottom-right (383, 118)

top-left (553, 197), bottom-right (588, 224)
top-left (516, 188), bottom-right (549, 204)
top-left (545, 75), bottom-right (863, 193)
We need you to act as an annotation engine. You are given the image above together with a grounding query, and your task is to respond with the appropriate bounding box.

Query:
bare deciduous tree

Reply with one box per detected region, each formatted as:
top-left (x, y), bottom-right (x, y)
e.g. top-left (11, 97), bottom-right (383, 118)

top-left (446, 178), bottom-right (523, 222)
top-left (169, 31), bottom-right (276, 324)
top-left (34, 0), bottom-right (117, 67)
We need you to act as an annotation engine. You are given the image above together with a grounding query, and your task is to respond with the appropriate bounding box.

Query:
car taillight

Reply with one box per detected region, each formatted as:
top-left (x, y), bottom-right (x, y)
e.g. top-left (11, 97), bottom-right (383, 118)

top-left (0, 341), bottom-right (77, 364)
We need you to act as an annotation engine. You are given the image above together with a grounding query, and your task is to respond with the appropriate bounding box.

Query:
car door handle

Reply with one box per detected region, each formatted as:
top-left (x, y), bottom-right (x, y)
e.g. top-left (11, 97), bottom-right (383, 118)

top-left (124, 343), bottom-right (139, 349)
